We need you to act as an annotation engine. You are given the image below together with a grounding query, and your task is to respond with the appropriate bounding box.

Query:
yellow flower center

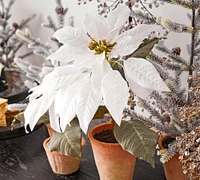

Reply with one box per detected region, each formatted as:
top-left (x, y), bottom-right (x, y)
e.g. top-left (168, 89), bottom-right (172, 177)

top-left (88, 38), bottom-right (117, 57)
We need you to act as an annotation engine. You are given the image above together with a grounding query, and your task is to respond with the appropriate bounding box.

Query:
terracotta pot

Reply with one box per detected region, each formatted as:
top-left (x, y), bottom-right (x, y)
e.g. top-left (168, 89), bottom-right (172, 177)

top-left (43, 137), bottom-right (85, 175)
top-left (46, 124), bottom-right (53, 137)
top-left (88, 123), bottom-right (136, 180)
top-left (158, 135), bottom-right (187, 180)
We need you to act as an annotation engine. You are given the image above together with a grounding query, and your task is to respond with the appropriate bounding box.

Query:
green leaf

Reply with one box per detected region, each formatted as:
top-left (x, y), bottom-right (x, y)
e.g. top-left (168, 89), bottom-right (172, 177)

top-left (114, 119), bottom-right (158, 167)
top-left (48, 118), bottom-right (82, 159)
top-left (15, 111), bottom-right (50, 125)
top-left (93, 106), bottom-right (109, 119)
top-left (130, 38), bottom-right (160, 58)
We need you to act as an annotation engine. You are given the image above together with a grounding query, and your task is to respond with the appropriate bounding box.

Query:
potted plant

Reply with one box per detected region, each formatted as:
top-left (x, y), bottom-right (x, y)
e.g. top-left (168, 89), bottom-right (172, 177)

top-left (10, 0), bottom-right (87, 175)
top-left (14, 0), bottom-right (71, 136)
top-left (103, 0), bottom-right (200, 179)
top-left (14, 0), bottom-right (200, 179)
top-left (21, 2), bottom-right (172, 179)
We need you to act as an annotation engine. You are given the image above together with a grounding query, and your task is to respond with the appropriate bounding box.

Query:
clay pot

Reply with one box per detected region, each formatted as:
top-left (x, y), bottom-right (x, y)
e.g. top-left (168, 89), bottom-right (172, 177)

top-left (158, 135), bottom-right (187, 180)
top-left (43, 137), bottom-right (85, 175)
top-left (46, 124), bottom-right (53, 137)
top-left (88, 123), bottom-right (136, 180)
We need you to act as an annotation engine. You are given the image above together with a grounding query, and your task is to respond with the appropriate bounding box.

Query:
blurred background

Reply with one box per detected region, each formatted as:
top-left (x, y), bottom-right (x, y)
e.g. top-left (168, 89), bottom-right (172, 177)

top-left (6, 0), bottom-right (190, 65)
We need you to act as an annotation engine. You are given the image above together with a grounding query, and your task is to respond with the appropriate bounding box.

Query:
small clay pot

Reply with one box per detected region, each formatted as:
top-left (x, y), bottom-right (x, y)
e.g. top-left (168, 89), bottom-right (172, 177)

top-left (88, 123), bottom-right (136, 180)
top-left (158, 135), bottom-right (187, 180)
top-left (43, 137), bottom-right (85, 175)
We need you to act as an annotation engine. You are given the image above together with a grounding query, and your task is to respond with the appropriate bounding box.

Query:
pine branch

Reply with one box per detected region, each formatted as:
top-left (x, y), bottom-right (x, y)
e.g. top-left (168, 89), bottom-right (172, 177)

top-left (123, 108), bottom-right (175, 135)
top-left (150, 91), bottom-right (173, 115)
top-left (152, 63), bottom-right (187, 106)
top-left (159, 0), bottom-right (200, 10)
top-left (5, 0), bottom-right (15, 20)
top-left (147, 52), bottom-right (185, 71)
top-left (33, 50), bottom-right (49, 59)
top-left (14, 57), bottom-right (42, 87)
top-left (156, 17), bottom-right (194, 34)
top-left (0, 0), bottom-right (5, 19)
top-left (139, 98), bottom-right (168, 124)
top-left (155, 43), bottom-right (189, 66)
top-left (14, 57), bottom-right (30, 73)
top-left (42, 16), bottom-right (58, 32)
top-left (187, 13), bottom-right (192, 20)
top-left (131, 10), bottom-right (156, 24)
top-left (68, 16), bottom-right (74, 27)
top-left (189, 7), bottom-right (196, 78)
top-left (55, 0), bottom-right (68, 28)
top-left (166, 80), bottom-right (187, 106)
top-left (0, 0), bottom-right (35, 67)
top-left (194, 35), bottom-right (200, 47)
top-left (28, 65), bottom-right (42, 74)
top-left (193, 47), bottom-right (200, 56)
top-left (19, 51), bottom-right (33, 59)
top-left (5, 14), bottom-right (36, 44)
top-left (11, 41), bottom-right (24, 58)
top-left (174, 69), bottom-right (182, 86)
top-left (16, 29), bottom-right (53, 57)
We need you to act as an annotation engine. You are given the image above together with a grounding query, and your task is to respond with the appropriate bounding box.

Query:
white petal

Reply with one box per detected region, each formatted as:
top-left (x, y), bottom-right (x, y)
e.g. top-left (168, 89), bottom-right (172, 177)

top-left (54, 26), bottom-right (89, 48)
top-left (126, 75), bottom-right (152, 99)
top-left (41, 66), bottom-right (83, 93)
top-left (24, 92), bottom-right (56, 132)
top-left (49, 89), bottom-right (66, 133)
top-left (54, 89), bottom-right (65, 115)
top-left (116, 24), bottom-right (163, 40)
top-left (91, 55), bottom-right (112, 98)
top-left (111, 36), bottom-right (142, 56)
top-left (102, 70), bottom-right (129, 125)
top-left (49, 99), bottom-right (62, 133)
top-left (83, 13), bottom-right (109, 40)
top-left (28, 85), bottom-right (43, 102)
top-left (73, 55), bottom-right (96, 69)
top-left (106, 6), bottom-right (130, 42)
top-left (76, 80), bottom-right (101, 134)
top-left (47, 44), bottom-right (92, 64)
top-left (91, 65), bottom-right (102, 99)
top-left (59, 73), bottom-right (90, 132)
top-left (124, 58), bottom-right (170, 92)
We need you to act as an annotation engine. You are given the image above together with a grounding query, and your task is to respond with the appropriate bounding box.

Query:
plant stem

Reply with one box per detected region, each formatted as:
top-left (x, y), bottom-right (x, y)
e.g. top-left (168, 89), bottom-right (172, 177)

top-left (139, 0), bottom-right (155, 22)
top-left (188, 3), bottom-right (195, 88)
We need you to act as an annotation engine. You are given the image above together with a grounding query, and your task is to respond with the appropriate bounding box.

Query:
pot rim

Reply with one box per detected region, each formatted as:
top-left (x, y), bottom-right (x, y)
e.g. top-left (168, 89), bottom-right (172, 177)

top-left (88, 122), bottom-right (121, 147)
top-left (158, 134), bottom-right (173, 150)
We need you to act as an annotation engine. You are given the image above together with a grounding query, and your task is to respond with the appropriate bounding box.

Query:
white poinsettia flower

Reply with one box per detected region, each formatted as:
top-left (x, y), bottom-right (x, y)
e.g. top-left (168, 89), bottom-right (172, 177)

top-left (24, 5), bottom-right (170, 134)
top-left (48, 5), bottom-right (160, 67)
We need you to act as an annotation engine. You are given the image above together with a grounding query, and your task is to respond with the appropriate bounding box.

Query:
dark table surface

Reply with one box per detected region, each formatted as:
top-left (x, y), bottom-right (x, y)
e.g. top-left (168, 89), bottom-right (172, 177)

top-left (0, 120), bottom-right (166, 180)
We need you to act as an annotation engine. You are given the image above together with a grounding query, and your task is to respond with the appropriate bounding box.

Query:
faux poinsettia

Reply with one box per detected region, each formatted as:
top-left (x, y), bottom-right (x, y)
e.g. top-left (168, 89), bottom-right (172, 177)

top-left (24, 5), bottom-right (169, 135)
